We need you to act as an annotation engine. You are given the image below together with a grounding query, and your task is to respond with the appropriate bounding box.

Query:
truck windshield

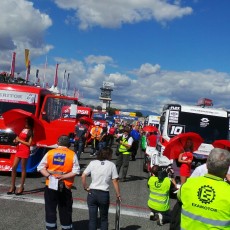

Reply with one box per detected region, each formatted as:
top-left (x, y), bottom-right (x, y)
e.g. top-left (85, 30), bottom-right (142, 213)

top-left (0, 102), bottom-right (36, 117)
top-left (167, 112), bottom-right (229, 144)
top-left (43, 97), bottom-right (77, 121)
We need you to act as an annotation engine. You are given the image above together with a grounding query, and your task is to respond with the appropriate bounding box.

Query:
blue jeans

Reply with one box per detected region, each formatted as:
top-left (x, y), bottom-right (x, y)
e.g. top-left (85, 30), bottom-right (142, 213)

top-left (74, 140), bottom-right (85, 160)
top-left (87, 189), bottom-right (110, 230)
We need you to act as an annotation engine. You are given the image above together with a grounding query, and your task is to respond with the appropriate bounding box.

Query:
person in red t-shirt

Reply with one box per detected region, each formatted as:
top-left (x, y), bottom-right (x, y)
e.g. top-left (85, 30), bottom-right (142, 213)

top-left (178, 138), bottom-right (194, 185)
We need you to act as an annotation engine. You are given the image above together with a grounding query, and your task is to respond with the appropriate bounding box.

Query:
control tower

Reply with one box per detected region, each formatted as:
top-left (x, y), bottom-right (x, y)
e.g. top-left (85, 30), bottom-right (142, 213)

top-left (99, 81), bottom-right (114, 112)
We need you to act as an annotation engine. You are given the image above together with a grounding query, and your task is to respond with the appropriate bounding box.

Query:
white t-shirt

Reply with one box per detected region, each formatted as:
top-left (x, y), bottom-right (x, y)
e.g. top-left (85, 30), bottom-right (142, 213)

top-left (83, 160), bottom-right (118, 191)
top-left (191, 163), bottom-right (230, 177)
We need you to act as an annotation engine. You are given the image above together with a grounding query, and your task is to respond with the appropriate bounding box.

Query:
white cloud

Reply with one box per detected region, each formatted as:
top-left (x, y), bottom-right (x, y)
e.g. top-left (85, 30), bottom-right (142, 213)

top-left (54, 0), bottom-right (193, 29)
top-left (135, 63), bottom-right (161, 78)
top-left (85, 55), bottom-right (113, 65)
top-left (9, 54), bottom-right (230, 114)
top-left (0, 0), bottom-right (53, 70)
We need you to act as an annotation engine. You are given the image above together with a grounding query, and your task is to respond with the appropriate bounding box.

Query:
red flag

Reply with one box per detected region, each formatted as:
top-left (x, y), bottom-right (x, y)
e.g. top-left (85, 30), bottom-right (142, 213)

top-left (43, 56), bottom-right (48, 88)
top-left (73, 87), bottom-right (76, 97)
top-left (10, 52), bottom-right (16, 78)
top-left (54, 63), bottom-right (59, 87)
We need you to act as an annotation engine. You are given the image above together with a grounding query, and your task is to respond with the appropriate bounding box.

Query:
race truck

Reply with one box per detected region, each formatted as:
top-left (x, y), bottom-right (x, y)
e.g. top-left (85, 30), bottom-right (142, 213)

top-left (157, 103), bottom-right (230, 176)
top-left (92, 111), bottom-right (107, 127)
top-left (61, 105), bottom-right (93, 143)
top-left (0, 76), bottom-right (80, 172)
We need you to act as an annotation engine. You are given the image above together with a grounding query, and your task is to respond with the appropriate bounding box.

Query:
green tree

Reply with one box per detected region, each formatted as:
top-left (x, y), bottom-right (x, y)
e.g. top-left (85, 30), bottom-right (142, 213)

top-left (135, 111), bottom-right (143, 117)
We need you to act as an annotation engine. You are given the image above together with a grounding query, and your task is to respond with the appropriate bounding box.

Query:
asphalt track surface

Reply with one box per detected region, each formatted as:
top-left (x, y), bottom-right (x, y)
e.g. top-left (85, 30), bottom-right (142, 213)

top-left (0, 146), bottom-right (176, 230)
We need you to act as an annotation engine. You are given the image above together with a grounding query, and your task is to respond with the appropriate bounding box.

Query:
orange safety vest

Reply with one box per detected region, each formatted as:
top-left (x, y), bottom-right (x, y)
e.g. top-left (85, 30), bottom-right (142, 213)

top-left (90, 126), bottom-right (102, 140)
top-left (45, 147), bottom-right (75, 189)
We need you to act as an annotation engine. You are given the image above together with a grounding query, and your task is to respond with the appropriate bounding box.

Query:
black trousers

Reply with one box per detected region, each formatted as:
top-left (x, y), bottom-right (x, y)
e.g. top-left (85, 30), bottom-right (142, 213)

top-left (44, 186), bottom-right (73, 230)
top-left (116, 154), bottom-right (130, 179)
top-left (131, 140), bottom-right (139, 160)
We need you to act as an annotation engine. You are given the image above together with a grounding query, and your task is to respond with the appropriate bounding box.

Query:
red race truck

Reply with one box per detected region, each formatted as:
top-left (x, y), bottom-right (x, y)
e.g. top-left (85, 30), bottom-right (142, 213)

top-left (0, 76), bottom-right (80, 172)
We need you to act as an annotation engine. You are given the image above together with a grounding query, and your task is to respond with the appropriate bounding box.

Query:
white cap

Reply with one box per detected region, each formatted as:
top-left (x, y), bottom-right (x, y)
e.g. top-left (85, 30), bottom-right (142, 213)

top-left (95, 121), bottom-right (100, 126)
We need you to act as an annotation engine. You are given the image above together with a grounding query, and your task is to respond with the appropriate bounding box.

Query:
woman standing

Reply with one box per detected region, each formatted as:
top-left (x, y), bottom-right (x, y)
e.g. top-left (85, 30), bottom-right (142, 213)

top-left (81, 147), bottom-right (121, 230)
top-left (178, 138), bottom-right (194, 185)
top-left (7, 118), bottom-right (34, 195)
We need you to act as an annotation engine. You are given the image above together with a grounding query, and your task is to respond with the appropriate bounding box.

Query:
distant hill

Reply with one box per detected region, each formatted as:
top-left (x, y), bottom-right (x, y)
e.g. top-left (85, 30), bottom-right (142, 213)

top-left (122, 109), bottom-right (159, 117)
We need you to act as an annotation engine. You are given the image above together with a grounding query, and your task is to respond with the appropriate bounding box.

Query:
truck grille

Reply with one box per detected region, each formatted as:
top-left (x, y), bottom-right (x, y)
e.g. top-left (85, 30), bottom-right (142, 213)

top-left (0, 132), bottom-right (17, 145)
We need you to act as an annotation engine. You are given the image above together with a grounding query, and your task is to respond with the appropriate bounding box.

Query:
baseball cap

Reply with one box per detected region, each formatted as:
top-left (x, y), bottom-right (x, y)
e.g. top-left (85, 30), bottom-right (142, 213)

top-left (95, 121), bottom-right (100, 126)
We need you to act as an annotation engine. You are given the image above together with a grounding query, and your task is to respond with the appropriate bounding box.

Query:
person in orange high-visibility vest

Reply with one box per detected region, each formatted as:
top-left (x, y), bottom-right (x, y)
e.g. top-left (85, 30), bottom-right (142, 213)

top-left (37, 135), bottom-right (80, 230)
top-left (90, 122), bottom-right (103, 156)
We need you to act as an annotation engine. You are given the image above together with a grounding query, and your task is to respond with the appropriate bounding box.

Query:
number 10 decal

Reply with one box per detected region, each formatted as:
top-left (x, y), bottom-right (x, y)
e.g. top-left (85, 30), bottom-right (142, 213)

top-left (169, 125), bottom-right (184, 135)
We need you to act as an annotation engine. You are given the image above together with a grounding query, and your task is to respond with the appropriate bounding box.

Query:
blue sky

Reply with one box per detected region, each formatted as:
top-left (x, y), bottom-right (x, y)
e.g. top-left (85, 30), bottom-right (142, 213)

top-left (1, 0), bottom-right (230, 113)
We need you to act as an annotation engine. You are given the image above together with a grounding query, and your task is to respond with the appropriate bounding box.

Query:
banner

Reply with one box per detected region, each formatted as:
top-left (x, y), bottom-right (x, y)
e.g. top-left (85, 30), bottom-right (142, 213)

top-left (10, 52), bottom-right (16, 78)
top-left (25, 60), bottom-right (31, 81)
top-left (54, 63), bottom-right (59, 87)
top-left (36, 69), bottom-right (40, 83)
top-left (25, 49), bottom-right (30, 67)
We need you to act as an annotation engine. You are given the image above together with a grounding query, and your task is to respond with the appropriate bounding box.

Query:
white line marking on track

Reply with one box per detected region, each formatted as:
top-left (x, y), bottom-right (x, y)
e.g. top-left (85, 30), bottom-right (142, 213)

top-left (0, 194), bottom-right (149, 219)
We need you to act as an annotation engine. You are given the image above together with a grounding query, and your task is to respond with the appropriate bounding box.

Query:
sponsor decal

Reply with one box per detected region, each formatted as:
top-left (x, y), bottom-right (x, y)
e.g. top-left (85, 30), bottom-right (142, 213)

top-left (77, 110), bottom-right (89, 115)
top-left (0, 165), bottom-right (12, 171)
top-left (169, 117), bottom-right (179, 123)
top-left (169, 125), bottom-right (184, 135)
top-left (155, 181), bottom-right (162, 188)
top-left (53, 153), bottom-right (66, 166)
top-left (192, 203), bottom-right (217, 212)
top-left (0, 90), bottom-right (37, 104)
top-left (0, 148), bottom-right (17, 153)
top-left (197, 185), bottom-right (215, 204)
top-left (169, 111), bottom-right (179, 117)
top-left (200, 117), bottom-right (209, 127)
top-left (169, 106), bottom-right (180, 110)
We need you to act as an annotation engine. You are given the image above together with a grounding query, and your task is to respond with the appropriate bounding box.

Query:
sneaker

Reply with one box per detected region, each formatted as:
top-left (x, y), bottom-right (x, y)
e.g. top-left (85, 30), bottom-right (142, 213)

top-left (150, 212), bottom-right (158, 221)
top-left (156, 213), bottom-right (163, 226)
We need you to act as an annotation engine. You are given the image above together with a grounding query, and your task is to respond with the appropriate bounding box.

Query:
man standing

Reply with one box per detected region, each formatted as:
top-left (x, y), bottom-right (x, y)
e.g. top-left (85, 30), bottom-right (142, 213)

top-left (107, 123), bottom-right (116, 147)
top-left (130, 125), bottom-right (141, 161)
top-left (74, 120), bottom-right (88, 160)
top-left (37, 135), bottom-right (80, 230)
top-left (177, 148), bottom-right (230, 229)
top-left (116, 127), bottom-right (134, 182)
top-left (90, 122), bottom-right (103, 156)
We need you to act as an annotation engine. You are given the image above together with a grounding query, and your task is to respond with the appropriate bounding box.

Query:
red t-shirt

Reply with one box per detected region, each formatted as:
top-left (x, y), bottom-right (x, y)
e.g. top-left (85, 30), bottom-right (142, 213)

top-left (179, 152), bottom-right (193, 177)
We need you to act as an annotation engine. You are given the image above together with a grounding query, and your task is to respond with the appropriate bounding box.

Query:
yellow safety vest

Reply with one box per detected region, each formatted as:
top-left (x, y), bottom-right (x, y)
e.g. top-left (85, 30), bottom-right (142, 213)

top-left (178, 174), bottom-right (230, 230)
top-left (147, 176), bottom-right (171, 212)
top-left (118, 136), bottom-right (131, 155)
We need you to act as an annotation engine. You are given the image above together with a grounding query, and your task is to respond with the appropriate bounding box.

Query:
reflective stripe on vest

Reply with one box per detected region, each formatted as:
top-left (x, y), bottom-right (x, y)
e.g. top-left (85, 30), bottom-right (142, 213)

top-left (46, 147), bottom-right (75, 188)
top-left (147, 176), bottom-right (170, 212)
top-left (182, 209), bottom-right (230, 227)
top-left (180, 175), bottom-right (230, 230)
top-left (119, 136), bottom-right (130, 155)
top-left (149, 197), bottom-right (168, 204)
top-left (150, 190), bottom-right (168, 197)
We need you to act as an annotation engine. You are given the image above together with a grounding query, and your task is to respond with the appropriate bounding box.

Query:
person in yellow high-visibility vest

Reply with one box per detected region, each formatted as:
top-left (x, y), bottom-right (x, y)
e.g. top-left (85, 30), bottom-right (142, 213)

top-left (177, 148), bottom-right (230, 230)
top-left (147, 165), bottom-right (172, 226)
top-left (115, 127), bottom-right (134, 182)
